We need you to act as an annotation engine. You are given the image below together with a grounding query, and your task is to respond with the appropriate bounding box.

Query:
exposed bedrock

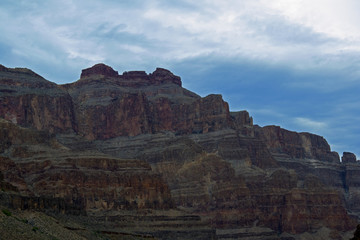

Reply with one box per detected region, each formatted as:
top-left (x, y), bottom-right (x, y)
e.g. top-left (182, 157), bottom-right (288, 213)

top-left (0, 63), bottom-right (359, 238)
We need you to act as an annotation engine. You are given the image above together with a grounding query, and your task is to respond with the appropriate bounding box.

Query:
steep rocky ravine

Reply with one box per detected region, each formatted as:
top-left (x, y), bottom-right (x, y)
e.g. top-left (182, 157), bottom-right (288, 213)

top-left (0, 63), bottom-right (359, 239)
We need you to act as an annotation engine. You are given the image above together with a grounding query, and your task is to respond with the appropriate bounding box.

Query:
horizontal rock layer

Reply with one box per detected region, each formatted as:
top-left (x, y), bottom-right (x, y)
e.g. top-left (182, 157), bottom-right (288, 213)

top-left (0, 119), bottom-right (172, 212)
top-left (0, 63), bottom-right (359, 238)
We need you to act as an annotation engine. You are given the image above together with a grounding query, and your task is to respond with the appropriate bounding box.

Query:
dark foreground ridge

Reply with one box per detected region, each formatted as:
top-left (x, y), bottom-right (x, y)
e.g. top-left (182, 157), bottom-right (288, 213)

top-left (0, 63), bottom-right (359, 239)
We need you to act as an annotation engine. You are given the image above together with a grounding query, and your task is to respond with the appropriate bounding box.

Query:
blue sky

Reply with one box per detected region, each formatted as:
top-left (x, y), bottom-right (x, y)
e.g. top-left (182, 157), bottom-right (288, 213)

top-left (1, 0), bottom-right (359, 159)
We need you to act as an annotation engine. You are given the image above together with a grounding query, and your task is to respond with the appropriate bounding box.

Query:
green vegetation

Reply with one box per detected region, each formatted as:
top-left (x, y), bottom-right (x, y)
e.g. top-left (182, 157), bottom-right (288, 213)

top-left (32, 226), bottom-right (39, 232)
top-left (2, 208), bottom-right (12, 216)
top-left (21, 218), bottom-right (28, 224)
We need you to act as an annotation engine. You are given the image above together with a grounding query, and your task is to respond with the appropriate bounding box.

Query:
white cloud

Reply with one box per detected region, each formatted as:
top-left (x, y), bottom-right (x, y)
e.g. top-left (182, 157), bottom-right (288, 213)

top-left (294, 117), bottom-right (328, 131)
top-left (1, 0), bottom-right (360, 75)
top-left (262, 0), bottom-right (360, 41)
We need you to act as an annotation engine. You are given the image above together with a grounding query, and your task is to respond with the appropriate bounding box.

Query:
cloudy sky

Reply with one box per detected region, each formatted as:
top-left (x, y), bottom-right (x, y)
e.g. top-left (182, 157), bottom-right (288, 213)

top-left (1, 0), bottom-right (359, 158)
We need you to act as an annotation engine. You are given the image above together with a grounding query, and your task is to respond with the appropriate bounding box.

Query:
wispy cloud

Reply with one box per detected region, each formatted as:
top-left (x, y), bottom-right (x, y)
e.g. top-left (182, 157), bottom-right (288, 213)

top-left (293, 117), bottom-right (328, 131)
top-left (1, 0), bottom-right (360, 79)
top-left (262, 0), bottom-right (360, 40)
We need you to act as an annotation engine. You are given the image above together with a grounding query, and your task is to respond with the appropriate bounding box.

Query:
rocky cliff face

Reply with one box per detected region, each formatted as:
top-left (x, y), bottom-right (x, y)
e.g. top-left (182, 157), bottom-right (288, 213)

top-left (0, 65), bottom-right (76, 134)
top-left (257, 125), bottom-right (340, 163)
top-left (62, 64), bottom-right (231, 140)
top-left (0, 118), bottom-right (172, 213)
top-left (0, 63), bottom-right (359, 239)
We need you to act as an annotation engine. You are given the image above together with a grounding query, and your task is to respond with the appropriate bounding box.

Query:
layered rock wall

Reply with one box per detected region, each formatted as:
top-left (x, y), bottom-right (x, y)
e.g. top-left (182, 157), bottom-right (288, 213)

top-left (0, 118), bottom-right (173, 212)
top-left (0, 66), bottom-right (76, 133)
top-left (0, 63), bottom-right (359, 238)
top-left (65, 64), bottom-right (233, 139)
top-left (257, 125), bottom-right (340, 162)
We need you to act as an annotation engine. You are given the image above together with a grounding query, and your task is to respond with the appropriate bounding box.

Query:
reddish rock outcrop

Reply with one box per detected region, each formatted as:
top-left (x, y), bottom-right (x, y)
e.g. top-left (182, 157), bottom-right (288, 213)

top-left (149, 67), bottom-right (182, 86)
top-left (75, 92), bottom-right (151, 139)
top-left (0, 95), bottom-right (76, 134)
top-left (257, 125), bottom-right (340, 163)
top-left (80, 63), bottom-right (119, 78)
top-left (21, 157), bottom-right (173, 210)
top-left (65, 64), bottom-right (232, 139)
top-left (149, 94), bottom-right (232, 135)
top-left (0, 66), bottom-right (76, 134)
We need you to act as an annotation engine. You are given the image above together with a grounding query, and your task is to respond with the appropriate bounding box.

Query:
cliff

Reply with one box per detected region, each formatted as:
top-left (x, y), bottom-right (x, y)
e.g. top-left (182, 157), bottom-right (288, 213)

top-left (0, 63), bottom-right (359, 239)
top-left (0, 65), bottom-right (76, 134)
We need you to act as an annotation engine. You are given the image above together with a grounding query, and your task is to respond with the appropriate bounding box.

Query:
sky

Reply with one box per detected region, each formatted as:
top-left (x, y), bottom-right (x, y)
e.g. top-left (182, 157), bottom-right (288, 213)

top-left (0, 0), bottom-right (359, 159)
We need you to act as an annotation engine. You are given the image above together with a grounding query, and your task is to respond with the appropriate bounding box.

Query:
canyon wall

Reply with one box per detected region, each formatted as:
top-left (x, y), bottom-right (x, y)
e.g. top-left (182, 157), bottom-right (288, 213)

top-left (1, 63), bottom-right (359, 239)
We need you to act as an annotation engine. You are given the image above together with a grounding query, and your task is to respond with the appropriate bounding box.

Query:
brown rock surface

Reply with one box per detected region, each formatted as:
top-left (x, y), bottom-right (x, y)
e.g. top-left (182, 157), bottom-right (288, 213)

top-left (0, 63), bottom-right (358, 239)
top-left (95, 130), bottom-right (356, 234)
top-left (257, 125), bottom-right (340, 163)
top-left (0, 118), bottom-right (173, 213)
top-left (80, 63), bottom-right (119, 78)
top-left (65, 64), bottom-right (232, 139)
top-left (149, 67), bottom-right (182, 86)
top-left (0, 66), bottom-right (76, 133)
